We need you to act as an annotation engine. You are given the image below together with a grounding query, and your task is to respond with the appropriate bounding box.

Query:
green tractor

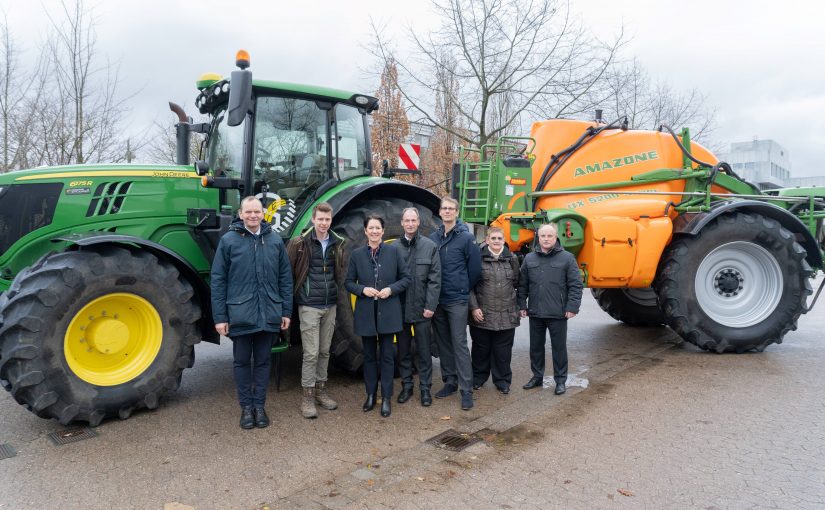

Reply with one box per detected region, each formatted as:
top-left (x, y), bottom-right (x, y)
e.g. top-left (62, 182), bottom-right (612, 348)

top-left (0, 51), bottom-right (440, 425)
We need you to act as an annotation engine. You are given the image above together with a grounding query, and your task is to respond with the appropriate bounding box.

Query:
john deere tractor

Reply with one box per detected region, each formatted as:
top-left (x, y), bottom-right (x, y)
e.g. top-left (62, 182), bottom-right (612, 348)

top-left (0, 51), bottom-right (439, 425)
top-left (457, 116), bottom-right (825, 353)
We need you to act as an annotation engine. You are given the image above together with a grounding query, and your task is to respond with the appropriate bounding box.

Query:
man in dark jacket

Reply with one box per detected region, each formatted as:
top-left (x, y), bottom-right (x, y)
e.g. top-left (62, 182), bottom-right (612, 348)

top-left (286, 202), bottom-right (345, 419)
top-left (391, 207), bottom-right (441, 406)
top-left (429, 196), bottom-right (481, 411)
top-left (211, 197), bottom-right (293, 429)
top-left (518, 223), bottom-right (583, 395)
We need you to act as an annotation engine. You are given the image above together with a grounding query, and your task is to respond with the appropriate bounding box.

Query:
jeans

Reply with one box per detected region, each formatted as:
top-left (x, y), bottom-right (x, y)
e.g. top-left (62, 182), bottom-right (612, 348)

top-left (232, 331), bottom-right (275, 408)
top-left (299, 305), bottom-right (336, 388)
top-left (432, 302), bottom-right (472, 392)
top-left (470, 326), bottom-right (515, 388)
top-left (396, 320), bottom-right (433, 389)
top-left (528, 317), bottom-right (568, 383)
top-left (362, 333), bottom-right (395, 398)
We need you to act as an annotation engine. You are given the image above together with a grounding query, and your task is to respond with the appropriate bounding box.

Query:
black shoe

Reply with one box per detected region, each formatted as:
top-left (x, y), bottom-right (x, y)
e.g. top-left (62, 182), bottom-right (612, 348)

top-left (460, 391), bottom-right (474, 410)
top-left (240, 407), bottom-right (254, 429)
top-left (554, 382), bottom-right (566, 395)
top-left (434, 384), bottom-right (457, 399)
top-left (254, 407), bottom-right (270, 428)
top-left (472, 383), bottom-right (482, 390)
top-left (363, 394), bottom-right (376, 412)
top-left (397, 386), bottom-right (413, 404)
top-left (381, 398), bottom-right (392, 417)
top-left (497, 385), bottom-right (510, 395)
top-left (522, 376), bottom-right (543, 390)
top-left (420, 389), bottom-right (432, 407)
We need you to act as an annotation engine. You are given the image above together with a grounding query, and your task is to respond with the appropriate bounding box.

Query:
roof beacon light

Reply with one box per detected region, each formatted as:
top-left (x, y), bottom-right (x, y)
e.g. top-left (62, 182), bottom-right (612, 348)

top-left (236, 50), bottom-right (250, 70)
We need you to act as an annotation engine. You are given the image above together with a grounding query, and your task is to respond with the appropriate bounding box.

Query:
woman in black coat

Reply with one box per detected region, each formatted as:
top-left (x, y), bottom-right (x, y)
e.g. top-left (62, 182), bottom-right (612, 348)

top-left (345, 215), bottom-right (410, 417)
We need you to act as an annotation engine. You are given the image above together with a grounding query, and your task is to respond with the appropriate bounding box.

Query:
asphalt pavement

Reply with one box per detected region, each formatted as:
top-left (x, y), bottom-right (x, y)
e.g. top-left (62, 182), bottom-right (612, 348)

top-left (1, 282), bottom-right (824, 509)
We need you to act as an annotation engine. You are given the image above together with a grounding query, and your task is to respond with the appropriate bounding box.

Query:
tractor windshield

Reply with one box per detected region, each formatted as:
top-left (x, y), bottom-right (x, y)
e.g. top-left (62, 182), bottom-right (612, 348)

top-left (207, 110), bottom-right (245, 180)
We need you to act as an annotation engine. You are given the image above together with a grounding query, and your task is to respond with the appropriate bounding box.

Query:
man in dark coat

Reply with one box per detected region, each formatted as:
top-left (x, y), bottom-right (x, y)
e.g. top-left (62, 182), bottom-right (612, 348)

top-left (345, 215), bottom-right (410, 417)
top-left (286, 202), bottom-right (345, 419)
top-left (518, 223), bottom-right (583, 395)
top-left (391, 207), bottom-right (441, 406)
top-left (429, 196), bottom-right (481, 411)
top-left (211, 197), bottom-right (293, 428)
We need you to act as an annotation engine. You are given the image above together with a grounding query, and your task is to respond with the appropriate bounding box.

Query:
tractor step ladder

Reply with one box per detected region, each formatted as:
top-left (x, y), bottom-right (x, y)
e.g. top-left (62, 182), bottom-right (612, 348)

top-left (460, 157), bottom-right (493, 223)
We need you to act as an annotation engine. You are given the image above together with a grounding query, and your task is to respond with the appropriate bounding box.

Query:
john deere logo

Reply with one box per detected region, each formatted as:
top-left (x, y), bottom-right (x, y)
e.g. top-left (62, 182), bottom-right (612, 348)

top-left (573, 150), bottom-right (658, 178)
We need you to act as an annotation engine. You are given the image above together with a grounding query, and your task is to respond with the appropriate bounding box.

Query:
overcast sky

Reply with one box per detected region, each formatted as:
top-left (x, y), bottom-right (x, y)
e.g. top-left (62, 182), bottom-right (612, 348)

top-left (2, 0), bottom-right (823, 176)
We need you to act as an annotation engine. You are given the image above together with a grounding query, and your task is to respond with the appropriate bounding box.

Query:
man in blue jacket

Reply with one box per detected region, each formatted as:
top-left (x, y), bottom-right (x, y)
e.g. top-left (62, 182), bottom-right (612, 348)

top-left (429, 196), bottom-right (481, 410)
top-left (211, 197), bottom-right (293, 429)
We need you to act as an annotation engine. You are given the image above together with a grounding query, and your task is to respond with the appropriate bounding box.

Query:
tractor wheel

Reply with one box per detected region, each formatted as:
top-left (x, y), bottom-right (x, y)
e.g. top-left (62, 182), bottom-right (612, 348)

top-left (655, 212), bottom-right (812, 353)
top-left (329, 198), bottom-right (437, 372)
top-left (0, 246), bottom-right (201, 425)
top-left (591, 287), bottom-right (665, 327)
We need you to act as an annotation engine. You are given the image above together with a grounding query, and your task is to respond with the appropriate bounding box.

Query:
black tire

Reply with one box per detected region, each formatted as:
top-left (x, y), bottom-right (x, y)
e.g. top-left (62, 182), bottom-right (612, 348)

top-left (654, 212), bottom-right (813, 353)
top-left (0, 246), bottom-right (201, 425)
top-left (591, 287), bottom-right (665, 327)
top-left (329, 198), bottom-right (437, 372)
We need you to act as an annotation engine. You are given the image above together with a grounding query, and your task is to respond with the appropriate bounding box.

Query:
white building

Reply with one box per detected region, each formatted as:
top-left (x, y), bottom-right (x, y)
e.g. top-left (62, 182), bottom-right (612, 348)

top-left (717, 139), bottom-right (791, 191)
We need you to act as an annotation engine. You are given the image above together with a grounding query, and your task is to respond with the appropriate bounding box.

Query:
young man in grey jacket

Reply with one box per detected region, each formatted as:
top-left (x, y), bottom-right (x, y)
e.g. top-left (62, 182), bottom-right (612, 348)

top-left (518, 223), bottom-right (583, 395)
top-left (391, 207), bottom-right (441, 406)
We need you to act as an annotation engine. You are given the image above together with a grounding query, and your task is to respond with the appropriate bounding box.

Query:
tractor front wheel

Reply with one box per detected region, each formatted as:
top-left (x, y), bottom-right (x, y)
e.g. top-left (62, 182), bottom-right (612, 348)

top-left (655, 212), bottom-right (812, 352)
top-left (0, 246), bottom-right (201, 425)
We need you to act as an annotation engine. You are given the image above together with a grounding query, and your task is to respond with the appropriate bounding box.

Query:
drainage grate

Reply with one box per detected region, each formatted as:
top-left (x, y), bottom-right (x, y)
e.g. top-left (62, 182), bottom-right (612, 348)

top-left (48, 427), bottom-right (98, 446)
top-left (426, 429), bottom-right (482, 452)
top-left (0, 443), bottom-right (16, 460)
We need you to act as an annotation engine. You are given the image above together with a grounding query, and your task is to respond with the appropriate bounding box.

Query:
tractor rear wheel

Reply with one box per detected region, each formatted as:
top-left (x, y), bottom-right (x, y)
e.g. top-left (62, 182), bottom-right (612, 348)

top-left (655, 212), bottom-right (812, 353)
top-left (591, 287), bottom-right (665, 327)
top-left (329, 198), bottom-right (437, 372)
top-left (0, 246), bottom-right (200, 425)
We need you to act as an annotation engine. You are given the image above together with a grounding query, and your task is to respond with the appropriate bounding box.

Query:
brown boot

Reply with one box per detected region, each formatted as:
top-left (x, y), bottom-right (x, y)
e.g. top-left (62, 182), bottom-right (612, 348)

top-left (301, 387), bottom-right (318, 419)
top-left (314, 381), bottom-right (338, 410)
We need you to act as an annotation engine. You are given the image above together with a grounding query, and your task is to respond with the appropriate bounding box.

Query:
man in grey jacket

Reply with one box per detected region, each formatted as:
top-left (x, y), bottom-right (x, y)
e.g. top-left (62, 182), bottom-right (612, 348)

top-left (518, 223), bottom-right (583, 395)
top-left (392, 207), bottom-right (441, 406)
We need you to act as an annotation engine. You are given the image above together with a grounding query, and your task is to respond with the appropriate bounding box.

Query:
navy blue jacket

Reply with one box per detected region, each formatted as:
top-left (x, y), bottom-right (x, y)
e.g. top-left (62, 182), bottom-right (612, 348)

top-left (429, 220), bottom-right (481, 305)
top-left (345, 243), bottom-right (410, 336)
top-left (211, 219), bottom-right (293, 337)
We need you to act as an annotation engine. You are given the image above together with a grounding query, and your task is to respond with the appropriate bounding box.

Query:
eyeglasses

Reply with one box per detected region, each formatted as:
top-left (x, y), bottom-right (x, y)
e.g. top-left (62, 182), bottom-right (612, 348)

top-left (440, 206), bottom-right (457, 211)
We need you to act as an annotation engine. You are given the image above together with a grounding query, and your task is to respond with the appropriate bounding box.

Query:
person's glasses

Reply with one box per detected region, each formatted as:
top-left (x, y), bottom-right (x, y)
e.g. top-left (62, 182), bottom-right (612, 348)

top-left (440, 206), bottom-right (456, 211)
top-left (488, 237), bottom-right (504, 241)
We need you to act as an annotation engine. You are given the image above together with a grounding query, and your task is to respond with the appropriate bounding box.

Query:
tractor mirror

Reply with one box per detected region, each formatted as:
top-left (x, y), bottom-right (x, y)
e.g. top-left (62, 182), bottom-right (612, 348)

top-left (227, 69), bottom-right (252, 127)
top-left (195, 160), bottom-right (210, 176)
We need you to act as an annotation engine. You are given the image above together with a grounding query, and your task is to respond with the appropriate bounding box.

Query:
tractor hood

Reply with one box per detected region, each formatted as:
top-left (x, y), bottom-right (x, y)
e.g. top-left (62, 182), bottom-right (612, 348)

top-left (0, 163), bottom-right (198, 185)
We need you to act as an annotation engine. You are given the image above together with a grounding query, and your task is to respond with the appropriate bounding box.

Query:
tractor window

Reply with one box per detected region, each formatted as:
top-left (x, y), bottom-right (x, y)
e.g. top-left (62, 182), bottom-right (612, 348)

top-left (333, 104), bottom-right (369, 180)
top-left (207, 109), bottom-right (245, 211)
top-left (252, 97), bottom-right (329, 233)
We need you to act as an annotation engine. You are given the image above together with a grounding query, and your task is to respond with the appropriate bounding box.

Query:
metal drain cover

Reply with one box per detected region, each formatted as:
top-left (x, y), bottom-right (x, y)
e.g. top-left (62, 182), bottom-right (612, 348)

top-left (48, 427), bottom-right (98, 446)
top-left (427, 429), bottom-right (482, 452)
top-left (0, 443), bottom-right (16, 460)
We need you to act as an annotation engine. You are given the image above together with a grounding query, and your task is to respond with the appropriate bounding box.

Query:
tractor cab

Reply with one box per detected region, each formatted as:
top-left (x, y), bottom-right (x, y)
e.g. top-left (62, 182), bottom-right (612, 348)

top-left (191, 50), bottom-right (378, 236)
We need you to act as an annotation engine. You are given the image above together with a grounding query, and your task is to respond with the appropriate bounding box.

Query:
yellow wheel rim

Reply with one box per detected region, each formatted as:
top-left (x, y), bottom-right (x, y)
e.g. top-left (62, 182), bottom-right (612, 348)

top-left (64, 293), bottom-right (163, 386)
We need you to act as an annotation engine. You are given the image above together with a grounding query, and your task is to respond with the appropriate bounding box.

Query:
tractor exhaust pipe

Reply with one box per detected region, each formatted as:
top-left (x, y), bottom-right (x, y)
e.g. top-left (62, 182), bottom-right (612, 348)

top-left (170, 102), bottom-right (191, 166)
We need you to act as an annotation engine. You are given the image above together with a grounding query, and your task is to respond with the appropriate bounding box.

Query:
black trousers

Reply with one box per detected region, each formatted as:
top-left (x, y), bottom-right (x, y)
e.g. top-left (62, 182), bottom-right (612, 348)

top-left (362, 333), bottom-right (395, 398)
top-left (232, 331), bottom-right (275, 408)
top-left (470, 326), bottom-right (515, 389)
top-left (528, 317), bottom-right (568, 383)
top-left (397, 320), bottom-right (433, 389)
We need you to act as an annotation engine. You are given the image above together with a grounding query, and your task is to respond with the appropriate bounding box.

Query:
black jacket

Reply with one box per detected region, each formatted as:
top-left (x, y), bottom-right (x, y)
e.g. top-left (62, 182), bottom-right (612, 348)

top-left (391, 233), bottom-right (441, 323)
top-left (345, 243), bottom-right (410, 336)
top-left (428, 220), bottom-right (481, 305)
top-left (290, 228), bottom-right (341, 307)
top-left (517, 241), bottom-right (582, 319)
top-left (469, 244), bottom-right (520, 331)
top-left (210, 219), bottom-right (293, 337)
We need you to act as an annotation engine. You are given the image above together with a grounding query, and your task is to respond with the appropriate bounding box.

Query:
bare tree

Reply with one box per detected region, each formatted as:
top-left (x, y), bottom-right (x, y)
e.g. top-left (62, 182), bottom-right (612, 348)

top-left (598, 59), bottom-right (717, 144)
top-left (41, 0), bottom-right (139, 165)
top-left (370, 58), bottom-right (409, 174)
top-left (371, 0), bottom-right (623, 150)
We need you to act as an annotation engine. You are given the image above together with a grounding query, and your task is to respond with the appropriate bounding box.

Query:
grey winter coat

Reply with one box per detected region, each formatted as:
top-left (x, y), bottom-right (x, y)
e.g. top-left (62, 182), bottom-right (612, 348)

top-left (517, 240), bottom-right (582, 319)
top-left (345, 243), bottom-right (410, 336)
top-left (391, 233), bottom-right (441, 323)
top-left (211, 219), bottom-right (294, 337)
top-left (469, 244), bottom-right (521, 331)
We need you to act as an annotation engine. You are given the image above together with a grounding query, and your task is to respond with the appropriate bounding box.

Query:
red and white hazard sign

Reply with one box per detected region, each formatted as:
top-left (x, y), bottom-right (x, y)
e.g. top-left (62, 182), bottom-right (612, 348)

top-left (398, 143), bottom-right (421, 170)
